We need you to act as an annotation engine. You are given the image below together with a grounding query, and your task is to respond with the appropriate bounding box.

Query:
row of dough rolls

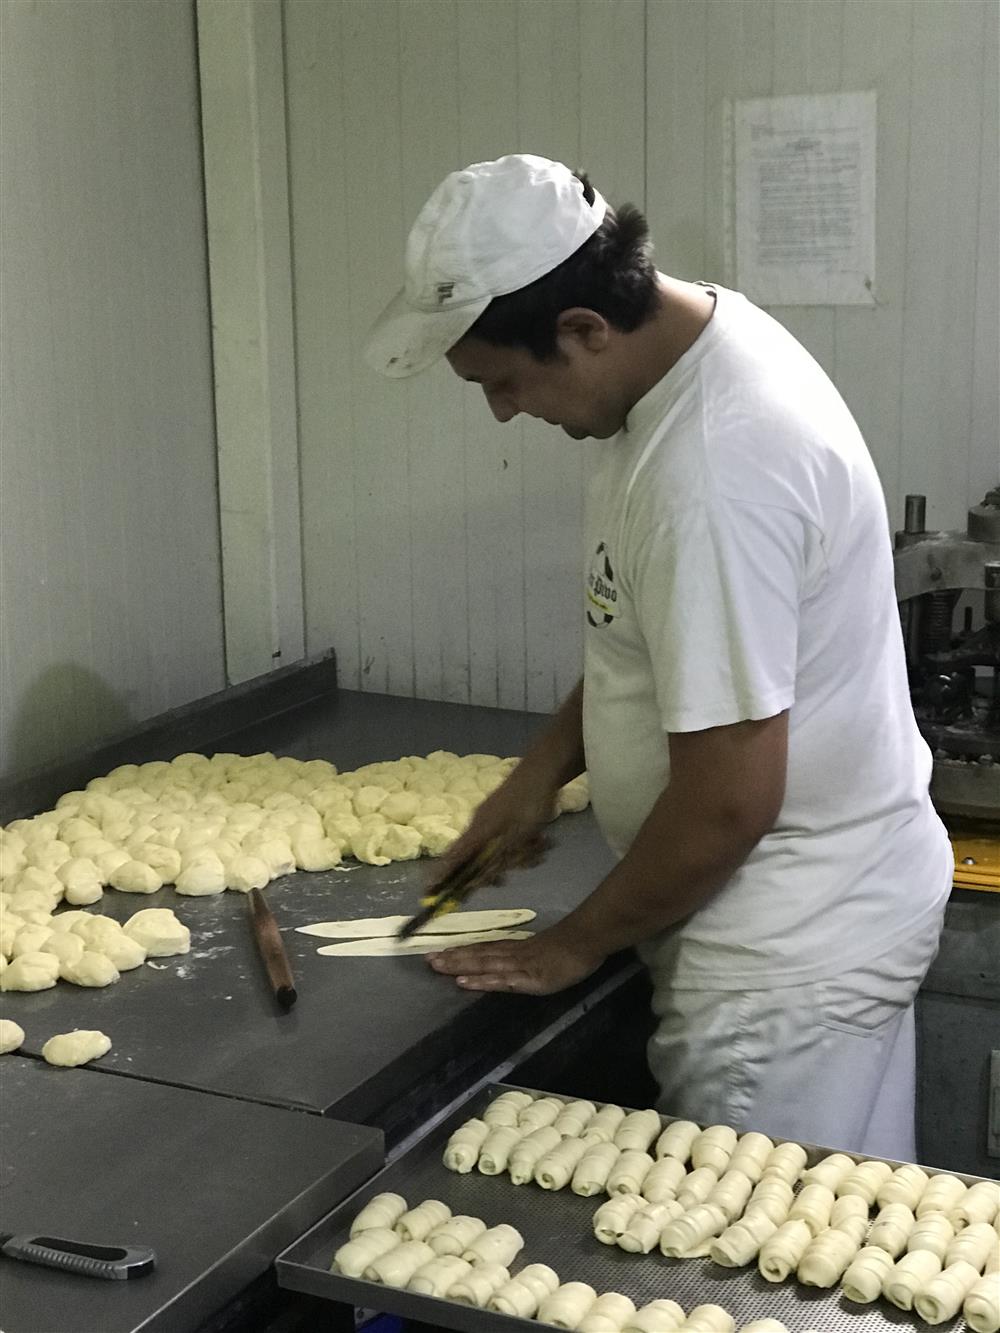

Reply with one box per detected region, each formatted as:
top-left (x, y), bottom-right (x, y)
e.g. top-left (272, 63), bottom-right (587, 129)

top-left (336, 1192), bottom-right (816, 1331)
top-left (449, 1091), bottom-right (1000, 1330)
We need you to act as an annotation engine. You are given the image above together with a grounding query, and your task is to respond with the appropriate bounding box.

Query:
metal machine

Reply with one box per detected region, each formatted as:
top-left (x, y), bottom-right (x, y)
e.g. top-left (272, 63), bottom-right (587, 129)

top-left (894, 484), bottom-right (1000, 887)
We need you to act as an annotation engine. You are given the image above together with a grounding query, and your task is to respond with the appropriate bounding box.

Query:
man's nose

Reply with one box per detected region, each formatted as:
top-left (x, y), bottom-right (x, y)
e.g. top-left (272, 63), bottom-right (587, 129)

top-left (485, 388), bottom-right (518, 423)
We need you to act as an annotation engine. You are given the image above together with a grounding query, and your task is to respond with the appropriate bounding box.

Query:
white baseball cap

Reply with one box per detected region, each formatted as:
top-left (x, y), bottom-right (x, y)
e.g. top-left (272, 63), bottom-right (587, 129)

top-left (364, 154), bottom-right (606, 378)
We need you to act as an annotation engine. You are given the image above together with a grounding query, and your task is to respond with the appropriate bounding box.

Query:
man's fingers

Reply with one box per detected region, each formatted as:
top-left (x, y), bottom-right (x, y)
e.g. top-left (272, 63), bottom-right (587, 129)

top-left (453, 970), bottom-right (538, 993)
top-left (427, 944), bottom-right (530, 975)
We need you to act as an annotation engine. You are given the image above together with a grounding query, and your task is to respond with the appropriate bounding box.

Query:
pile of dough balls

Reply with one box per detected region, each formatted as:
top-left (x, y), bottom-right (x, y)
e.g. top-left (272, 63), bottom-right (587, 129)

top-left (0, 1019), bottom-right (111, 1067)
top-left (0, 907), bottom-right (189, 992)
top-left (0, 751), bottom-right (590, 907)
top-left (441, 1091), bottom-right (1000, 1332)
top-left (334, 1192), bottom-right (783, 1332)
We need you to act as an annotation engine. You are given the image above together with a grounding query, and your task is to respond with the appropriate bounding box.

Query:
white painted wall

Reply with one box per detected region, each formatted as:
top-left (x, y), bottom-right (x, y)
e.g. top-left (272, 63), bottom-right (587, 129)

top-left (2, 0), bottom-right (995, 785)
top-left (285, 0), bottom-right (999, 714)
top-left (0, 0), bottom-right (225, 780)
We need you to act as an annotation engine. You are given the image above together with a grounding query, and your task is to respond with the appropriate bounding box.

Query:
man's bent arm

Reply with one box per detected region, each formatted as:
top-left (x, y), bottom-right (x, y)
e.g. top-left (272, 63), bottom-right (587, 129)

top-left (556, 711), bottom-right (788, 959)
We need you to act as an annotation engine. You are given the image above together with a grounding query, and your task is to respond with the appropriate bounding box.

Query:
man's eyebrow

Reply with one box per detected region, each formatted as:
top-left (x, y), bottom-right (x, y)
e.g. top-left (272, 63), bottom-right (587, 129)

top-left (462, 375), bottom-right (483, 384)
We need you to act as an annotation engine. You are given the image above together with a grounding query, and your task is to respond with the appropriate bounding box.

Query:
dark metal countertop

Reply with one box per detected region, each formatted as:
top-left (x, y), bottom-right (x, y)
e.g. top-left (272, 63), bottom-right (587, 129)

top-left (0, 1057), bottom-right (382, 1333)
top-left (0, 692), bottom-right (624, 1133)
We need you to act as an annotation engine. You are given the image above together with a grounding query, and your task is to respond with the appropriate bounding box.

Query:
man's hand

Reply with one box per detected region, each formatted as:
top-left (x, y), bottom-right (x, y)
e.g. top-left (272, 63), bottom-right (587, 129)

top-left (429, 769), bottom-right (556, 889)
top-left (427, 924), bottom-right (606, 995)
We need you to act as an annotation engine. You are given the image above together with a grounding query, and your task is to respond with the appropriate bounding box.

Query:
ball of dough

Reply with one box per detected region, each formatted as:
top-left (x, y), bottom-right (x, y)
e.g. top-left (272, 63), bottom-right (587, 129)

top-left (0, 1018), bottom-right (26, 1053)
top-left (99, 935), bottom-right (147, 971)
top-left (11, 925), bottom-right (54, 958)
top-left (175, 857), bottom-right (226, 896)
top-left (25, 839), bottom-right (71, 873)
top-left (290, 835), bottom-right (341, 872)
top-left (225, 855), bottom-right (270, 892)
top-left (126, 841), bottom-right (182, 882)
top-left (71, 915), bottom-right (123, 949)
top-left (39, 931), bottom-right (86, 966)
top-left (60, 951), bottom-right (120, 987)
top-left (49, 909), bottom-right (96, 934)
top-left (123, 908), bottom-right (190, 956)
top-left (1, 950), bottom-right (60, 991)
top-left (96, 848), bottom-right (131, 879)
top-left (42, 1029), bottom-right (112, 1066)
top-left (109, 860), bottom-right (163, 894)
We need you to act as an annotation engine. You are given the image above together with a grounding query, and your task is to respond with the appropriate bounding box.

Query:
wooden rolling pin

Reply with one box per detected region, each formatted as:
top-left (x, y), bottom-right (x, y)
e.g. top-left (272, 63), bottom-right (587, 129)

top-left (249, 889), bottom-right (297, 1009)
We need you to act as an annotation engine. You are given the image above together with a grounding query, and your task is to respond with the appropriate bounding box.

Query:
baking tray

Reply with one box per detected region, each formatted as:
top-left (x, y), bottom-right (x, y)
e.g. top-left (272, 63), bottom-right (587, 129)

top-left (277, 1083), bottom-right (985, 1332)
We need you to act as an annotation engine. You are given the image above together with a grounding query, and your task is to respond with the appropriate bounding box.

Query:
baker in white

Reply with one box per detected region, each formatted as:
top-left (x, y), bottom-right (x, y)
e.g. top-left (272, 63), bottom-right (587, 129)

top-left (365, 153), bottom-right (951, 1159)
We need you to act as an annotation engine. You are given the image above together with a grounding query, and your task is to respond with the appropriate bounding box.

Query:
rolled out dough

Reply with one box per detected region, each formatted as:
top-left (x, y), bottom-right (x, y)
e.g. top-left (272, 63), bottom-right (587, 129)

top-left (298, 909), bottom-right (536, 939)
top-left (316, 929), bottom-right (534, 956)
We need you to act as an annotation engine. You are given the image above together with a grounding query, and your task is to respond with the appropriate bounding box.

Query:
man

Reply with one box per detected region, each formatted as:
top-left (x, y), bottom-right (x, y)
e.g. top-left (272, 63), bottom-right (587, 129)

top-left (365, 154), bottom-right (951, 1158)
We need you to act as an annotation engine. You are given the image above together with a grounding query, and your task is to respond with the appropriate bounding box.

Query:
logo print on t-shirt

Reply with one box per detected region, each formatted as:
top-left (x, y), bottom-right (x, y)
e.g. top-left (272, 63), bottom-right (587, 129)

top-left (586, 541), bottom-right (618, 627)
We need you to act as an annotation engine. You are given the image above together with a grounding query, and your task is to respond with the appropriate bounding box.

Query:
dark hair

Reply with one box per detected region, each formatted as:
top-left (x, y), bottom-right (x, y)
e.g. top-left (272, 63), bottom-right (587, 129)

top-left (467, 173), bottom-right (658, 361)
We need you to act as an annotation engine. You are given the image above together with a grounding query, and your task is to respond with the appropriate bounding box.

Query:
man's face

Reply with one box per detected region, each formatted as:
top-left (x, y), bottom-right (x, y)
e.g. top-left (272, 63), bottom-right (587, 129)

top-left (446, 334), bottom-right (624, 440)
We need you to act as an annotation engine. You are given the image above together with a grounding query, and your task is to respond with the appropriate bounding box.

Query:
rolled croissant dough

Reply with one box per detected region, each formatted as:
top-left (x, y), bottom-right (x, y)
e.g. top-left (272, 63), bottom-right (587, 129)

top-left (298, 908), bottom-right (536, 938)
top-left (317, 929), bottom-right (534, 956)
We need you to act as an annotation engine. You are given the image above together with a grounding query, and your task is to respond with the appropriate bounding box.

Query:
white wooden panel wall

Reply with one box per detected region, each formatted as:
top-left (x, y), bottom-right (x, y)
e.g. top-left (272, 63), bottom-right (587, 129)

top-left (0, 0), bottom-right (224, 781)
top-left (646, 0), bottom-right (999, 535)
top-left (285, 0), bottom-right (644, 712)
top-left (286, 0), bottom-right (996, 716)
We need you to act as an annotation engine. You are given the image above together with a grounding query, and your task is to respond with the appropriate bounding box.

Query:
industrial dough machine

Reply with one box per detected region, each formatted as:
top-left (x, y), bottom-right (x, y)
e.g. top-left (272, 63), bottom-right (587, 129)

top-left (894, 484), bottom-right (1000, 890)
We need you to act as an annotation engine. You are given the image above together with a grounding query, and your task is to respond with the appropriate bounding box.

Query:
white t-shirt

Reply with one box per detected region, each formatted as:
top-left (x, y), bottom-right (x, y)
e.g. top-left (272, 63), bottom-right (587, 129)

top-left (582, 283), bottom-right (952, 990)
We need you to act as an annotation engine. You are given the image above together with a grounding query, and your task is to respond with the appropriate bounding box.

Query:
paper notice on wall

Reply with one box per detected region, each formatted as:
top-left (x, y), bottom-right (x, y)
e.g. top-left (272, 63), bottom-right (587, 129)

top-left (733, 92), bottom-right (876, 306)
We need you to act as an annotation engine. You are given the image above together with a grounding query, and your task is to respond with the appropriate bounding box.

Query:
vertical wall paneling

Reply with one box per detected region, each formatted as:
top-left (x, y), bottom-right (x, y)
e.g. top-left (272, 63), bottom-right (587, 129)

top-left (970, 0), bottom-right (1000, 508)
top-left (198, 0), bottom-right (305, 685)
top-left (340, 1), bottom-right (413, 697)
top-left (834, 0), bottom-right (913, 512)
top-left (456, 0), bottom-right (528, 710)
top-left (0, 0), bottom-right (224, 781)
top-left (281, 0), bottom-right (997, 718)
top-left (899, 0), bottom-right (988, 531)
top-left (398, 0), bottom-right (469, 707)
top-left (282, 0), bottom-right (359, 670)
top-left (517, 0), bottom-right (585, 713)
top-left (645, 0), bottom-right (710, 280)
top-left (767, 0), bottom-right (844, 376)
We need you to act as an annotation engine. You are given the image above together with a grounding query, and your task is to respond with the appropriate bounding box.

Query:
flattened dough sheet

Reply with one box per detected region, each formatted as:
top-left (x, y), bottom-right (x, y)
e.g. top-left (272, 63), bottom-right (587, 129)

top-left (316, 929), bottom-right (535, 956)
top-left (298, 909), bottom-right (536, 939)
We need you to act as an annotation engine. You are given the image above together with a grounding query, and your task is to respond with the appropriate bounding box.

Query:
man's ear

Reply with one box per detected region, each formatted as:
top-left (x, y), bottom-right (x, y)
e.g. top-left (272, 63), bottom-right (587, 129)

top-left (555, 307), bottom-right (610, 353)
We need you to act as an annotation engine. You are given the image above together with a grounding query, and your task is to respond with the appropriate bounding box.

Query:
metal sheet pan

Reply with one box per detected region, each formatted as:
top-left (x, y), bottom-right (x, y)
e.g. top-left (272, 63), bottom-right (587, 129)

top-left (278, 1083), bottom-right (987, 1331)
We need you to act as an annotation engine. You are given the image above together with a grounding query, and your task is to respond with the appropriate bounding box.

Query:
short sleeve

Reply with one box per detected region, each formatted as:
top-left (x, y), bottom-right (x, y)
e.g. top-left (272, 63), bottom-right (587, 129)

top-left (627, 498), bottom-right (823, 733)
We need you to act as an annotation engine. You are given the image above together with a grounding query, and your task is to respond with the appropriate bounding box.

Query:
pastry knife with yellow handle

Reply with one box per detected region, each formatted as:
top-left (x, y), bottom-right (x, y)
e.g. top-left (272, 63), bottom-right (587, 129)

top-left (397, 838), bottom-right (504, 939)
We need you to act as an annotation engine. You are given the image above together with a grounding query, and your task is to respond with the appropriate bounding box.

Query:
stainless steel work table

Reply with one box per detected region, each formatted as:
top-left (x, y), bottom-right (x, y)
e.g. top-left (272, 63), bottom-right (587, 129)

top-left (0, 1057), bottom-right (382, 1333)
top-left (0, 692), bottom-right (634, 1143)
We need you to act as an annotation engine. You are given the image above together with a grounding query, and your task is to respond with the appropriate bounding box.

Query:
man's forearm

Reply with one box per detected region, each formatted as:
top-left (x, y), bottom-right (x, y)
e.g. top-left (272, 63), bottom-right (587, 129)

top-left (554, 779), bottom-right (767, 959)
top-left (516, 678), bottom-right (586, 792)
